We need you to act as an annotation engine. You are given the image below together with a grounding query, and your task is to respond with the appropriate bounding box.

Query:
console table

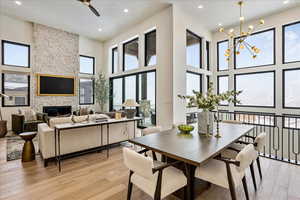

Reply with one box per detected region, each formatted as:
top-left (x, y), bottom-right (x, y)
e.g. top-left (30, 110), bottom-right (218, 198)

top-left (54, 117), bottom-right (141, 172)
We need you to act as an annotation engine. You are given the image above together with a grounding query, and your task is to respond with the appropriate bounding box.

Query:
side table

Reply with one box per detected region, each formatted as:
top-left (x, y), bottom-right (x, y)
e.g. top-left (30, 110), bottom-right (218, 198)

top-left (20, 132), bottom-right (37, 162)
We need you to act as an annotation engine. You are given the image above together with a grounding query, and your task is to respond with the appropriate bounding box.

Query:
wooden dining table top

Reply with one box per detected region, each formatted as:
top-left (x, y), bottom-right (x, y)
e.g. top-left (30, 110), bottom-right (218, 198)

top-left (129, 123), bottom-right (254, 166)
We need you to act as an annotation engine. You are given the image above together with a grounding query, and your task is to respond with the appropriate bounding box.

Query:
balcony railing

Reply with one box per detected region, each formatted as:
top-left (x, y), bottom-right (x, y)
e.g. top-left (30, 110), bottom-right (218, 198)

top-left (187, 111), bottom-right (300, 165)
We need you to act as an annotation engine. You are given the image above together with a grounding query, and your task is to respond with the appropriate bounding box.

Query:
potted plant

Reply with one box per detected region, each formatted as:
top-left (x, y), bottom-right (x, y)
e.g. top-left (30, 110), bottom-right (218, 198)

top-left (178, 83), bottom-right (241, 135)
top-left (94, 72), bottom-right (112, 112)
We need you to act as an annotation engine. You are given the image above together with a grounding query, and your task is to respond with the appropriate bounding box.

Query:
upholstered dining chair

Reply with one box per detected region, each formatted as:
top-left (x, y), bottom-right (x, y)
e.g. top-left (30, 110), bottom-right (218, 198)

top-left (123, 147), bottom-right (187, 200)
top-left (141, 126), bottom-right (162, 160)
top-left (195, 144), bottom-right (258, 200)
top-left (222, 132), bottom-right (267, 191)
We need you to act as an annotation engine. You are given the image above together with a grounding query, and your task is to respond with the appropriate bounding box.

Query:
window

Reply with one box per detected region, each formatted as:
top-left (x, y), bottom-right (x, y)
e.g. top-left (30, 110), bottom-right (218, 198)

top-left (235, 71), bottom-right (275, 107)
top-left (217, 40), bottom-right (229, 71)
top-left (80, 55), bottom-right (94, 74)
top-left (186, 30), bottom-right (201, 68)
top-left (112, 47), bottom-right (118, 73)
top-left (283, 68), bottom-right (300, 108)
top-left (206, 41), bottom-right (210, 70)
top-left (145, 30), bottom-right (156, 66)
top-left (111, 78), bottom-right (123, 111)
top-left (207, 75), bottom-right (211, 90)
top-left (79, 78), bottom-right (94, 105)
top-left (283, 21), bottom-right (300, 63)
top-left (186, 72), bottom-right (202, 96)
top-left (2, 40), bottom-right (30, 67)
top-left (234, 28), bottom-right (275, 68)
top-left (123, 38), bottom-right (139, 71)
top-left (217, 75), bottom-right (229, 105)
top-left (2, 73), bottom-right (30, 107)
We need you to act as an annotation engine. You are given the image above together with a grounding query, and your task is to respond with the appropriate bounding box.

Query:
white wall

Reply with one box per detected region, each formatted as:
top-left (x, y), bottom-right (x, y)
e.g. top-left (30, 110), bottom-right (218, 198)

top-left (104, 7), bottom-right (174, 130)
top-left (212, 6), bottom-right (300, 116)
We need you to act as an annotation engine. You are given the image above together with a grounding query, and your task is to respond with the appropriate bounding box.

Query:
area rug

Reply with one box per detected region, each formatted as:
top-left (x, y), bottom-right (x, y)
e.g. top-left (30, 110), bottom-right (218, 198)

top-left (6, 134), bottom-right (39, 161)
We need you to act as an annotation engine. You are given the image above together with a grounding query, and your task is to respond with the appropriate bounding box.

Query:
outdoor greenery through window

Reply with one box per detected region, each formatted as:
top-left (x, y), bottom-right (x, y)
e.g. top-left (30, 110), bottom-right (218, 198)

top-left (283, 68), bottom-right (300, 108)
top-left (186, 30), bottom-right (201, 68)
top-left (234, 29), bottom-right (275, 68)
top-left (80, 55), bottom-right (94, 74)
top-left (112, 47), bottom-right (118, 73)
top-left (2, 73), bottom-right (29, 107)
top-left (235, 72), bottom-right (275, 107)
top-left (217, 75), bottom-right (229, 105)
top-left (145, 30), bottom-right (156, 66)
top-left (217, 40), bottom-right (229, 71)
top-left (283, 21), bottom-right (300, 63)
top-left (123, 38), bottom-right (139, 71)
top-left (186, 72), bottom-right (201, 96)
top-left (79, 78), bottom-right (94, 105)
top-left (2, 40), bottom-right (30, 67)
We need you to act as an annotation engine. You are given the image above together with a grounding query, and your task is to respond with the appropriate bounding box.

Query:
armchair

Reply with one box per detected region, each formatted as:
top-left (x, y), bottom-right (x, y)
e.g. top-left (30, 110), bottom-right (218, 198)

top-left (12, 112), bottom-right (48, 134)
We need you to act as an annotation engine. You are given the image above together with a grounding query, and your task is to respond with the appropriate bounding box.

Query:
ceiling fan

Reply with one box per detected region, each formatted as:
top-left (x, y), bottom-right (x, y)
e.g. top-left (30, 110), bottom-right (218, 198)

top-left (77, 0), bottom-right (100, 17)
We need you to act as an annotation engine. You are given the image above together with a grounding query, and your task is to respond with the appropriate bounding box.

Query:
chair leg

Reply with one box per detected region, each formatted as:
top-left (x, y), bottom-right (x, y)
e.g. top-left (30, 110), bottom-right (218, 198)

top-left (242, 176), bottom-right (250, 200)
top-left (250, 162), bottom-right (257, 191)
top-left (256, 157), bottom-right (262, 179)
top-left (127, 171), bottom-right (133, 200)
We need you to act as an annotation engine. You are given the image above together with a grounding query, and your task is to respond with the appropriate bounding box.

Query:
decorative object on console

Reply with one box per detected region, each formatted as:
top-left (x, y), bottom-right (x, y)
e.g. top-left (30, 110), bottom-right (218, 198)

top-left (115, 112), bottom-right (122, 120)
top-left (122, 99), bottom-right (140, 119)
top-left (0, 93), bottom-right (9, 138)
top-left (95, 72), bottom-right (112, 112)
top-left (178, 83), bottom-right (241, 137)
top-left (219, 0), bottom-right (265, 60)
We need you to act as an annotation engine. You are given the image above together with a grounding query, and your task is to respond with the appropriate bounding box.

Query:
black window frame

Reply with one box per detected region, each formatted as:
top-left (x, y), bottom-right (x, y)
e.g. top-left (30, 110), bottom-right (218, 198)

top-left (282, 67), bottom-right (300, 109)
top-left (79, 78), bottom-right (95, 105)
top-left (145, 30), bottom-right (157, 67)
top-left (186, 71), bottom-right (202, 94)
top-left (217, 75), bottom-right (229, 106)
top-left (234, 28), bottom-right (276, 69)
top-left (1, 40), bottom-right (30, 68)
top-left (206, 41), bottom-right (210, 71)
top-left (1, 73), bottom-right (30, 107)
top-left (282, 20), bottom-right (300, 64)
top-left (186, 30), bottom-right (202, 69)
top-left (112, 47), bottom-right (118, 74)
top-left (122, 37), bottom-right (139, 71)
top-left (234, 70), bottom-right (276, 108)
top-left (207, 75), bottom-right (210, 90)
top-left (217, 39), bottom-right (229, 71)
top-left (79, 55), bottom-right (95, 75)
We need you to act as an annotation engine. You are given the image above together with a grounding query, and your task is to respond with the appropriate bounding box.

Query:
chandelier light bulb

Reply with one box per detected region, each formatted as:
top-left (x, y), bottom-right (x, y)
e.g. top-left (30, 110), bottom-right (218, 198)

top-left (229, 28), bottom-right (234, 33)
top-left (240, 16), bottom-right (245, 21)
top-left (219, 27), bottom-right (225, 32)
top-left (259, 19), bottom-right (265, 25)
top-left (248, 25), bottom-right (254, 30)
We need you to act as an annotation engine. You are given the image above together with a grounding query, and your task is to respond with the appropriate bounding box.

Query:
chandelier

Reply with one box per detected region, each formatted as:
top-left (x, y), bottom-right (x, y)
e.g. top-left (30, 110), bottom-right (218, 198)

top-left (219, 0), bottom-right (265, 60)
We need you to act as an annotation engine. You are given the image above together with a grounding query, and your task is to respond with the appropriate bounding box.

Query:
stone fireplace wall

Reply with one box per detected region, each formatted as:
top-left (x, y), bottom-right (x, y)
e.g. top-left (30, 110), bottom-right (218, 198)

top-left (32, 24), bottom-right (79, 112)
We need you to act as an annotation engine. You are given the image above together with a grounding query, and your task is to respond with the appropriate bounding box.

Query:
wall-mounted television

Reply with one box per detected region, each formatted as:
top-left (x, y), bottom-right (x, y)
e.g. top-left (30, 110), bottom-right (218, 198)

top-left (37, 74), bottom-right (75, 96)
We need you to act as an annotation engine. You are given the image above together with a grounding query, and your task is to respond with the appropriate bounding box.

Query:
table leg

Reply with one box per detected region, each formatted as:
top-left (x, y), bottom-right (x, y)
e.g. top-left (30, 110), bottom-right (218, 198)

top-left (54, 128), bottom-right (57, 166)
top-left (58, 130), bottom-right (61, 172)
top-left (107, 124), bottom-right (109, 158)
top-left (185, 163), bottom-right (196, 200)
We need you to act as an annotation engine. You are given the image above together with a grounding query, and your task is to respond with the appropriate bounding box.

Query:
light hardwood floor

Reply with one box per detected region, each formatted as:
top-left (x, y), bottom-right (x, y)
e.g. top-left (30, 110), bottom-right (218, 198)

top-left (0, 137), bottom-right (300, 200)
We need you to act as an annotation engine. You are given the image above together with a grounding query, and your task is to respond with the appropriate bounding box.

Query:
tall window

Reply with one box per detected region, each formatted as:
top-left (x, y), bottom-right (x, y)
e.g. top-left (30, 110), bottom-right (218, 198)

top-left (2, 40), bottom-right (30, 68)
top-left (283, 68), bottom-right (300, 108)
top-left (123, 38), bottom-right (139, 71)
top-left (283, 21), bottom-right (300, 63)
top-left (206, 41), bottom-right (210, 70)
top-left (124, 75), bottom-right (137, 100)
top-left (145, 30), bottom-right (156, 66)
top-left (217, 75), bottom-right (229, 105)
top-left (112, 47), bottom-right (118, 73)
top-left (235, 71), bottom-right (275, 107)
top-left (2, 73), bottom-right (30, 107)
top-left (207, 75), bottom-right (211, 90)
top-left (79, 78), bottom-right (94, 105)
top-left (234, 28), bottom-right (275, 68)
top-left (80, 55), bottom-right (95, 74)
top-left (186, 30), bottom-right (201, 68)
top-left (217, 40), bottom-right (229, 71)
top-left (111, 78), bottom-right (123, 111)
top-left (186, 72), bottom-right (201, 96)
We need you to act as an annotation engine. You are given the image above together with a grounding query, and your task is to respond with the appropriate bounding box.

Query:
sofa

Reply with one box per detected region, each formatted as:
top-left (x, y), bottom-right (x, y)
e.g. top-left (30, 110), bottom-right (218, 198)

top-left (38, 114), bottom-right (136, 167)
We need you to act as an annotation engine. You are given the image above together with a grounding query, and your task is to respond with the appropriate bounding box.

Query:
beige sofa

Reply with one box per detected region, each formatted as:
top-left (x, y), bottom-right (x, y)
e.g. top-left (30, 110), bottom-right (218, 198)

top-left (38, 114), bottom-right (136, 166)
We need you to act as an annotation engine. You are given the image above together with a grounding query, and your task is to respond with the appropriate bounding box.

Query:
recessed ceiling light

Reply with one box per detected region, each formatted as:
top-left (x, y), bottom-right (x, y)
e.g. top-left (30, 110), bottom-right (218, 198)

top-left (98, 28), bottom-right (102, 32)
top-left (283, 0), bottom-right (289, 4)
top-left (198, 5), bottom-right (203, 9)
top-left (124, 8), bottom-right (129, 13)
top-left (15, 1), bottom-right (22, 5)
top-left (218, 23), bottom-right (222, 26)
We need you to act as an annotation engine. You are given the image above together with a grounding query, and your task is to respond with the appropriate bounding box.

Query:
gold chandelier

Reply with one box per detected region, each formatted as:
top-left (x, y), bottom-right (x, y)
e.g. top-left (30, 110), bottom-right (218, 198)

top-left (219, 0), bottom-right (265, 60)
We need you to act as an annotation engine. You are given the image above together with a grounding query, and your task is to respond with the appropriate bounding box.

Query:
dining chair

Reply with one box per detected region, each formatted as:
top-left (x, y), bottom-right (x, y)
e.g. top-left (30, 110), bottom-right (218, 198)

top-left (123, 147), bottom-right (187, 200)
top-left (141, 126), bottom-right (162, 160)
top-left (222, 132), bottom-right (267, 191)
top-left (195, 144), bottom-right (258, 200)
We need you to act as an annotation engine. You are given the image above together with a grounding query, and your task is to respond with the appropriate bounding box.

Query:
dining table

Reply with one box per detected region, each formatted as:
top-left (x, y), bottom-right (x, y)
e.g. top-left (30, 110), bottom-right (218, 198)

top-left (129, 122), bottom-right (254, 200)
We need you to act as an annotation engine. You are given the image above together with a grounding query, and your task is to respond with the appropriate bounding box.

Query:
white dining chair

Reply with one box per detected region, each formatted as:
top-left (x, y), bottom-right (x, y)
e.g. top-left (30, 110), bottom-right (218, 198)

top-left (141, 126), bottom-right (162, 161)
top-left (222, 132), bottom-right (267, 191)
top-left (195, 144), bottom-right (258, 200)
top-left (123, 147), bottom-right (187, 200)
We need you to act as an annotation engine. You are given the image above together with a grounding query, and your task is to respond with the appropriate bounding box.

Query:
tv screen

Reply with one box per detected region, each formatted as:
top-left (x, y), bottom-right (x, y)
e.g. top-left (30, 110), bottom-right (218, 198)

top-left (37, 74), bottom-right (75, 96)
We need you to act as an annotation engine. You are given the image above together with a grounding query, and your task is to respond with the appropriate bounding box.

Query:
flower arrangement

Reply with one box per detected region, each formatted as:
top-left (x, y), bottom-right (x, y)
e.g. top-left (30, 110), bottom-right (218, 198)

top-left (178, 83), bottom-right (242, 111)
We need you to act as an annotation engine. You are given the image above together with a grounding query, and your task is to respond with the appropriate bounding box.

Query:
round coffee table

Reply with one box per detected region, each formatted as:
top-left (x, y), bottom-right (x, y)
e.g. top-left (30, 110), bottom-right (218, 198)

top-left (19, 132), bottom-right (37, 162)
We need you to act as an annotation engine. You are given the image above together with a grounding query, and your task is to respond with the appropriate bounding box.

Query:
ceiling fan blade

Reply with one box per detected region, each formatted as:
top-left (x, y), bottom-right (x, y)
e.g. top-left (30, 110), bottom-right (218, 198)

top-left (88, 4), bottom-right (100, 17)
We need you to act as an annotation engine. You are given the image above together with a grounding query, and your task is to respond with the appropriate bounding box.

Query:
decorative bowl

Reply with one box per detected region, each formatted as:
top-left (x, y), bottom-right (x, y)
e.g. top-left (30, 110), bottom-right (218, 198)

top-left (178, 124), bottom-right (194, 134)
